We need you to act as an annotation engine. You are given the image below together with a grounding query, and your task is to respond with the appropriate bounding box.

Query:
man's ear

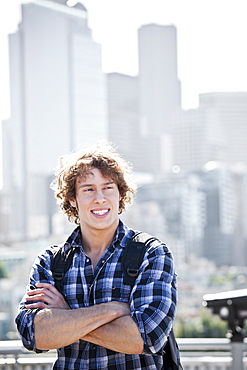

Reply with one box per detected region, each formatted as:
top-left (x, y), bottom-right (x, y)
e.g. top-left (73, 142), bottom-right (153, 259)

top-left (69, 198), bottom-right (77, 208)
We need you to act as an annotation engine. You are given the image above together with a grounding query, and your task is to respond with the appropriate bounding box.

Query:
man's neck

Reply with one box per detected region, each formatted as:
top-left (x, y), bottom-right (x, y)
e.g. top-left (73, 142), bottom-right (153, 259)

top-left (80, 223), bottom-right (118, 254)
top-left (81, 225), bottom-right (118, 269)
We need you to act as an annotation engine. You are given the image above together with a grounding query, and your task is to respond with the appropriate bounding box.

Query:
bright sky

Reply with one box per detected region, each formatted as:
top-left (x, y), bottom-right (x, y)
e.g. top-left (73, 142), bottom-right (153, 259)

top-left (1, 0), bottom-right (247, 183)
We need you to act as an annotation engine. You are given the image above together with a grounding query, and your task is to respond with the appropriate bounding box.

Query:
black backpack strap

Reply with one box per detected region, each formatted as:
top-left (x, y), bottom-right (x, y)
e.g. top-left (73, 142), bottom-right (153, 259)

top-left (50, 244), bottom-right (77, 291)
top-left (122, 232), bottom-right (183, 370)
top-left (121, 232), bottom-right (158, 286)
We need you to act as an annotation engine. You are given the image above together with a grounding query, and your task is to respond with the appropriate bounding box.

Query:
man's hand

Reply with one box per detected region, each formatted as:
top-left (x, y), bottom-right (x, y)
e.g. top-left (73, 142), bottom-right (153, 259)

top-left (25, 283), bottom-right (70, 310)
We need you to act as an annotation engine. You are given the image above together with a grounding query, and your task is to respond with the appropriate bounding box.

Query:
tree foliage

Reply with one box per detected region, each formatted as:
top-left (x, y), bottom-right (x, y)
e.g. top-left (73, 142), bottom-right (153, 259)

top-left (176, 309), bottom-right (228, 338)
top-left (0, 261), bottom-right (8, 278)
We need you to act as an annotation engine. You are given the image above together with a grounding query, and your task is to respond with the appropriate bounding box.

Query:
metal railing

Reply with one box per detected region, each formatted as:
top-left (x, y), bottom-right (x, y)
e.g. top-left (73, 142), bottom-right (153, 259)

top-left (0, 338), bottom-right (247, 369)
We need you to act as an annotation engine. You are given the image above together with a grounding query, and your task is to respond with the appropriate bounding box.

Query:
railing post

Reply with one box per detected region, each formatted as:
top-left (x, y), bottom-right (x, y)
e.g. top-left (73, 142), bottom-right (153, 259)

top-left (228, 322), bottom-right (245, 370)
top-left (14, 354), bottom-right (19, 370)
top-left (231, 341), bottom-right (244, 370)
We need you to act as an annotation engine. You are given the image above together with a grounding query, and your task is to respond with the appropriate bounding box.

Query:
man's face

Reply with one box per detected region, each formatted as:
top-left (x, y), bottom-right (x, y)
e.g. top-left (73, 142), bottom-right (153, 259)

top-left (69, 167), bottom-right (120, 234)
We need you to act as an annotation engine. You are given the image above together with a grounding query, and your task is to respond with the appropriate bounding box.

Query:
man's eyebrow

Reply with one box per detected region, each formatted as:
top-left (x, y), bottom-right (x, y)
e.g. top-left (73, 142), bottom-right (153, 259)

top-left (78, 181), bottom-right (115, 189)
top-left (104, 181), bottom-right (115, 185)
top-left (78, 183), bottom-right (93, 188)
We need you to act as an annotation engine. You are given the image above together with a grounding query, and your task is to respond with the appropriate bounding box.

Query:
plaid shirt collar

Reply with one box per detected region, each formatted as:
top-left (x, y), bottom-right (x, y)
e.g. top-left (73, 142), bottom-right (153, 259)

top-left (65, 219), bottom-right (134, 250)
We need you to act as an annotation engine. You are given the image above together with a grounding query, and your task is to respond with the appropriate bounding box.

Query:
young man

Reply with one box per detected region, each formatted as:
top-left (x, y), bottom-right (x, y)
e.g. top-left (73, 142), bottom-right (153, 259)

top-left (16, 141), bottom-right (177, 369)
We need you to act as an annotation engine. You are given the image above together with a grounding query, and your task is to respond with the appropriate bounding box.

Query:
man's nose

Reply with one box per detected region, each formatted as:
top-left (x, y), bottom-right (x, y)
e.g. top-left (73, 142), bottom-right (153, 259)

top-left (94, 189), bottom-right (106, 203)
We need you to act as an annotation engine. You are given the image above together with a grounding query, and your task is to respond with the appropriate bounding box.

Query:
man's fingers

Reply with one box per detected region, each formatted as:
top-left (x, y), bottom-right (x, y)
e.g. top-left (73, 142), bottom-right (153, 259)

top-left (25, 282), bottom-right (70, 309)
top-left (25, 294), bottom-right (53, 307)
top-left (35, 283), bottom-right (62, 296)
top-left (27, 289), bottom-right (55, 303)
top-left (35, 282), bottom-right (58, 291)
top-left (25, 302), bottom-right (47, 309)
top-left (27, 283), bottom-right (61, 300)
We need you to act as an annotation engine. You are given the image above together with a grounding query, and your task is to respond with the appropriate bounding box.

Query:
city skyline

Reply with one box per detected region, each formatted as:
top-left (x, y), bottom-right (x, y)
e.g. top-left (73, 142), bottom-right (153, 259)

top-left (1, 0), bottom-right (247, 120)
top-left (1, 0), bottom-right (247, 188)
top-left (2, 0), bottom-right (247, 251)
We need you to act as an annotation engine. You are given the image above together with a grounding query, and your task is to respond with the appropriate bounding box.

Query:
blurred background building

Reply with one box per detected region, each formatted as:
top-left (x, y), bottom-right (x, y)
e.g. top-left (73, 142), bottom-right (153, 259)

top-left (1, 0), bottom-right (247, 340)
top-left (1, 0), bottom-right (107, 240)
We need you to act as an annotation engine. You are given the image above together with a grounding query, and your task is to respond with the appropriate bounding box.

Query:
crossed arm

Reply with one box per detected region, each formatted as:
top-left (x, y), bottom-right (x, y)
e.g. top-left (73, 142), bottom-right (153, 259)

top-left (25, 283), bottom-right (144, 354)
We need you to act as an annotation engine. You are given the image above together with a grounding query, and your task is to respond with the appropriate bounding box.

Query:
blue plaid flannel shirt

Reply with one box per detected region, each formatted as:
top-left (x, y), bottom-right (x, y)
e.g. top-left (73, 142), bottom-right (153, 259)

top-left (15, 220), bottom-right (177, 369)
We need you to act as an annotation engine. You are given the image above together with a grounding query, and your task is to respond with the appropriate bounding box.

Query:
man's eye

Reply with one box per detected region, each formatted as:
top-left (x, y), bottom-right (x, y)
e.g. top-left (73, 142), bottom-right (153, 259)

top-left (105, 186), bottom-right (113, 190)
top-left (84, 188), bottom-right (93, 192)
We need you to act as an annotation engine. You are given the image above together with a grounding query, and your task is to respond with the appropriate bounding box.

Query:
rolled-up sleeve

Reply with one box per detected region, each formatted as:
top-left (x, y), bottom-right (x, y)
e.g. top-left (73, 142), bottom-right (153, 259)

top-left (15, 307), bottom-right (43, 352)
top-left (130, 242), bottom-right (177, 355)
top-left (15, 249), bottom-right (54, 353)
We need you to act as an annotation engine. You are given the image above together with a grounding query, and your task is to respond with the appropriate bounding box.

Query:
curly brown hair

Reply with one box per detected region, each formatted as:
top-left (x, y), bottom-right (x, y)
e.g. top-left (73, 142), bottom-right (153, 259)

top-left (50, 141), bottom-right (136, 224)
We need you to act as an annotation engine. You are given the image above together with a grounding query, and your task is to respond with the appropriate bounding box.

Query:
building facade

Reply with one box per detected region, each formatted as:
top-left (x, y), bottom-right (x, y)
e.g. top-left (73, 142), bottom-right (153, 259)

top-left (172, 92), bottom-right (247, 172)
top-left (107, 72), bottom-right (140, 169)
top-left (2, 0), bottom-right (108, 239)
top-left (137, 24), bottom-right (181, 174)
top-left (199, 163), bottom-right (247, 266)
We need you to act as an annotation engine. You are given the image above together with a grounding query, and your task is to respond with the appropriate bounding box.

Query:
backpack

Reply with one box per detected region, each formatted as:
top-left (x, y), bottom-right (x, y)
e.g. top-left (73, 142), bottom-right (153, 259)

top-left (50, 232), bottom-right (183, 370)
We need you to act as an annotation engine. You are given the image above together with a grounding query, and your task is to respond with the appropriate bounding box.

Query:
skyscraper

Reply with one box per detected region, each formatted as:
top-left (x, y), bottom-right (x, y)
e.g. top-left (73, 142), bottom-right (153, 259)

top-left (107, 72), bottom-right (139, 169)
top-left (172, 92), bottom-right (247, 172)
top-left (138, 24), bottom-right (181, 136)
top-left (200, 92), bottom-right (247, 165)
top-left (172, 106), bottom-right (227, 172)
top-left (199, 163), bottom-right (247, 266)
top-left (2, 0), bottom-right (108, 239)
top-left (137, 24), bottom-right (181, 174)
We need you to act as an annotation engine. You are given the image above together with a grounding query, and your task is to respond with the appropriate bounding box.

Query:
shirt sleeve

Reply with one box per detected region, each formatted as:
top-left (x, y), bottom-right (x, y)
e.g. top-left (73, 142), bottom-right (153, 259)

top-left (15, 248), bottom-right (54, 353)
top-left (129, 241), bottom-right (177, 355)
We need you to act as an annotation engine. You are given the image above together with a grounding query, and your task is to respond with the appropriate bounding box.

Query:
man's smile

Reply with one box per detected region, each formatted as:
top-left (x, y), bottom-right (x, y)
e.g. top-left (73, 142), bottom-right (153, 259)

top-left (91, 209), bottom-right (110, 216)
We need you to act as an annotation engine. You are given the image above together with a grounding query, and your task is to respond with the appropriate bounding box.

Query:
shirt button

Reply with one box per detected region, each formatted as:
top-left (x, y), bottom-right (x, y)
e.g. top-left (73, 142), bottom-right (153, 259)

top-left (101, 260), bottom-right (105, 264)
top-left (86, 258), bottom-right (90, 263)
